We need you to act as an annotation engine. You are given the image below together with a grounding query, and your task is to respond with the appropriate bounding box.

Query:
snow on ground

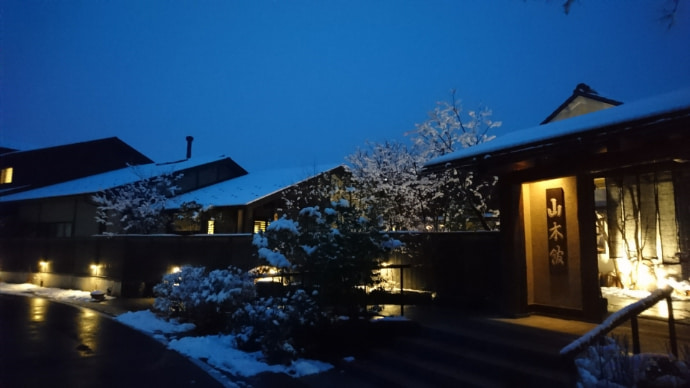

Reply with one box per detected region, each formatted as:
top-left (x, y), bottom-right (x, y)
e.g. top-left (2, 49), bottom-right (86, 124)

top-left (167, 334), bottom-right (333, 378)
top-left (115, 309), bottom-right (195, 339)
top-left (602, 286), bottom-right (690, 323)
top-left (0, 282), bottom-right (114, 302)
top-left (115, 310), bottom-right (334, 379)
top-left (0, 282), bottom-right (335, 384)
top-left (5, 281), bottom-right (689, 386)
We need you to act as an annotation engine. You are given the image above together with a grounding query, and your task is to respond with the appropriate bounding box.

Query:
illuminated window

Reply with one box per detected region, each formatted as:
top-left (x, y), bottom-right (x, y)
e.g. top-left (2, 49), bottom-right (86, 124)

top-left (254, 220), bottom-right (267, 233)
top-left (1, 167), bottom-right (12, 184)
top-left (207, 219), bottom-right (215, 234)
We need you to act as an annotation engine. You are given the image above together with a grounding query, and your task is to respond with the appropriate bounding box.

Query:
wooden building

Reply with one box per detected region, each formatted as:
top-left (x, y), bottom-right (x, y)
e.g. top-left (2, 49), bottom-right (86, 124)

top-left (0, 154), bottom-right (248, 237)
top-left (0, 137), bottom-right (154, 196)
top-left (167, 164), bottom-right (347, 234)
top-left (0, 136), bottom-right (345, 295)
top-left (425, 87), bottom-right (690, 321)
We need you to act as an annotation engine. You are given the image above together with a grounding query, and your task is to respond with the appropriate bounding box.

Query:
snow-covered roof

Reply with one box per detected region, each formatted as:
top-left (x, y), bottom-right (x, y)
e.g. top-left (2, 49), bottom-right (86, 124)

top-left (0, 155), bottom-right (233, 203)
top-left (167, 164), bottom-right (344, 209)
top-left (425, 88), bottom-right (690, 169)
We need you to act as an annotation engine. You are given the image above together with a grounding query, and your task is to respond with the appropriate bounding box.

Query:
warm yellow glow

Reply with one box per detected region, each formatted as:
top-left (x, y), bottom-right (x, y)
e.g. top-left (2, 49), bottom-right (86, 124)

top-left (39, 260), bottom-right (49, 272)
top-left (207, 219), bottom-right (215, 234)
top-left (90, 264), bottom-right (101, 276)
top-left (0, 167), bottom-right (13, 184)
top-left (30, 297), bottom-right (47, 322)
top-left (249, 265), bottom-right (281, 283)
top-left (254, 220), bottom-right (267, 233)
top-left (171, 266), bottom-right (181, 274)
top-left (77, 308), bottom-right (100, 357)
top-left (636, 266), bottom-right (657, 292)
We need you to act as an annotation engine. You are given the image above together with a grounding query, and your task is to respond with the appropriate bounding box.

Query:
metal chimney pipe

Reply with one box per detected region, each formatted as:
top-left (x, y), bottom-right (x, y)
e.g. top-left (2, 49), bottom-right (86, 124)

top-left (186, 136), bottom-right (194, 159)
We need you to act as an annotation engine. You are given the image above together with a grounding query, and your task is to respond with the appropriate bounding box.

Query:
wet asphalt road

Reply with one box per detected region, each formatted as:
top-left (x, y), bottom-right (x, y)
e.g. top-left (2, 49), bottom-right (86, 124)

top-left (0, 294), bottom-right (223, 388)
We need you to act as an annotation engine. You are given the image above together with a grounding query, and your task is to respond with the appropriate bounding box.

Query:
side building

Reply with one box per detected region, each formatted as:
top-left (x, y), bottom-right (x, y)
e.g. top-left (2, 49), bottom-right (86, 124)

top-left (0, 137), bottom-right (346, 296)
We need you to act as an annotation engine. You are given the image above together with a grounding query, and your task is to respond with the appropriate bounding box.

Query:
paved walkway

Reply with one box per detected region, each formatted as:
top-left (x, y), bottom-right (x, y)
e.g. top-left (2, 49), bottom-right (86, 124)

top-left (69, 295), bottom-right (689, 352)
top-left (58, 295), bottom-right (690, 386)
top-left (71, 296), bottom-right (689, 357)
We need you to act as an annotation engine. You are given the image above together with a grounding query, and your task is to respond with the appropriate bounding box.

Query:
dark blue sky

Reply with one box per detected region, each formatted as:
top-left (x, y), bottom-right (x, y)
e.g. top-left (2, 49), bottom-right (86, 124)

top-left (2, 1), bottom-right (689, 171)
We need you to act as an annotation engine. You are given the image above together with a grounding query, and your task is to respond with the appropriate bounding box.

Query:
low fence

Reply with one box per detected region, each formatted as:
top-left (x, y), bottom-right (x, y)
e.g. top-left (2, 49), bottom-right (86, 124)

top-left (0, 234), bottom-right (255, 297)
top-left (0, 232), bottom-right (500, 306)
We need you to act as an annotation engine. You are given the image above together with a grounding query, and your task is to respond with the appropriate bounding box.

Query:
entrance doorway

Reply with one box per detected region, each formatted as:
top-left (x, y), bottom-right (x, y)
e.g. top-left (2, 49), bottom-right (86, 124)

top-left (521, 177), bottom-right (584, 313)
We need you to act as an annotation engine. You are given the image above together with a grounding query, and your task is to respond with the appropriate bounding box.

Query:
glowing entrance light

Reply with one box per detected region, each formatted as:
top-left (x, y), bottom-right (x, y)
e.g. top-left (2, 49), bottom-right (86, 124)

top-left (249, 265), bottom-right (281, 283)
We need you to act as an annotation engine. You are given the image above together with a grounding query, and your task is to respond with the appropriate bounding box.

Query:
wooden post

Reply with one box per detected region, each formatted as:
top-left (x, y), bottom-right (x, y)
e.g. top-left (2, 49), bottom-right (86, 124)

top-left (631, 316), bottom-right (640, 354)
top-left (667, 296), bottom-right (678, 358)
top-left (400, 265), bottom-right (404, 316)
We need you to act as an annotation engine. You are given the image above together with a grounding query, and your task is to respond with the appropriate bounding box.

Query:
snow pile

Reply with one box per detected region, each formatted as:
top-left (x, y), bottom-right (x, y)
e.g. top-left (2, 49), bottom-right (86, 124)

top-left (116, 309), bottom-right (333, 378)
top-left (574, 337), bottom-right (690, 388)
top-left (116, 309), bottom-right (195, 335)
top-left (0, 282), bottom-right (112, 302)
top-left (168, 334), bottom-right (333, 378)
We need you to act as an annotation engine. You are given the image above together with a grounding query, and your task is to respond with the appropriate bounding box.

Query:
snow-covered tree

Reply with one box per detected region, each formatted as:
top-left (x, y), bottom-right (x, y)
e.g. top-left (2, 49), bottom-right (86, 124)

top-left (408, 90), bottom-right (498, 159)
top-left (279, 166), bottom-right (352, 220)
top-left (253, 197), bottom-right (402, 317)
top-left (347, 141), bottom-right (429, 231)
top-left (347, 90), bottom-right (501, 231)
top-left (551, 0), bottom-right (681, 29)
top-left (172, 200), bottom-right (204, 233)
top-left (92, 169), bottom-right (181, 234)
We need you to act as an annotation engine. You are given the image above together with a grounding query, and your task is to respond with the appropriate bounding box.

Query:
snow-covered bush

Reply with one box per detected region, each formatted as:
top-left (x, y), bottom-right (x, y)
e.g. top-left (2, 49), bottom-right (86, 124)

top-left (575, 336), bottom-right (690, 387)
top-left (232, 288), bottom-right (322, 365)
top-left (153, 266), bottom-right (256, 333)
top-left (153, 266), bottom-right (325, 364)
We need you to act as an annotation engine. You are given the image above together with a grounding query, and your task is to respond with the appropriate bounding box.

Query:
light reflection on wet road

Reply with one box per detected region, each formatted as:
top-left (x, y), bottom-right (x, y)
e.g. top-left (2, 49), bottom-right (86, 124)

top-left (0, 294), bottom-right (223, 387)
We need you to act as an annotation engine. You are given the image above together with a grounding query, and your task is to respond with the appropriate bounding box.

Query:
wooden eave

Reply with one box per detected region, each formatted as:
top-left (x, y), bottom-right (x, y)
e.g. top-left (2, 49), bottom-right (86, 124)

top-left (430, 107), bottom-right (690, 181)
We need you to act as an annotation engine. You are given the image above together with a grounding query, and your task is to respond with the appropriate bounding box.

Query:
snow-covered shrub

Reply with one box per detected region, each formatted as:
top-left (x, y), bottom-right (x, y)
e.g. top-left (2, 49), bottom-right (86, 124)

top-left (153, 266), bottom-right (325, 364)
top-left (575, 336), bottom-right (690, 387)
top-left (231, 288), bottom-right (322, 365)
top-left (153, 266), bottom-right (256, 333)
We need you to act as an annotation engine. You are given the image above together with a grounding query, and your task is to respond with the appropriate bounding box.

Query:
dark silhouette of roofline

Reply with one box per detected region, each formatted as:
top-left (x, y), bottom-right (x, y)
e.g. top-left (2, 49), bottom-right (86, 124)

top-left (0, 137), bottom-right (154, 196)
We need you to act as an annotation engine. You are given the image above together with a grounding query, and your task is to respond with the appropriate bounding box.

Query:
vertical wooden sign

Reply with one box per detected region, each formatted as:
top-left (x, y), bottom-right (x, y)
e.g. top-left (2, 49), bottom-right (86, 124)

top-left (546, 188), bottom-right (567, 274)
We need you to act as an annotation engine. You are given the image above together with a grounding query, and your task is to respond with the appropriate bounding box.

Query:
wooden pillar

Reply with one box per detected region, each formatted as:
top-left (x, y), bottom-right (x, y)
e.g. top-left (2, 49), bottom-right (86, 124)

top-left (236, 208), bottom-right (244, 233)
top-left (577, 174), bottom-right (607, 322)
top-left (499, 179), bottom-right (528, 317)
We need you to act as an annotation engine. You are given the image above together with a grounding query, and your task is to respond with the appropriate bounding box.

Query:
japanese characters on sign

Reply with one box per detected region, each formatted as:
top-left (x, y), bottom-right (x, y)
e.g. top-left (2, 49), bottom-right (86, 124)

top-left (546, 188), bottom-right (567, 274)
